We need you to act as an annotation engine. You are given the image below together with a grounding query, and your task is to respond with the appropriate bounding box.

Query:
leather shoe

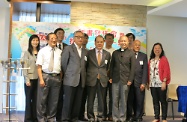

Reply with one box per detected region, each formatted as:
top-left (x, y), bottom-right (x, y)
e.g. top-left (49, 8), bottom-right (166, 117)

top-left (136, 119), bottom-right (142, 122)
top-left (126, 118), bottom-right (134, 122)
top-left (108, 116), bottom-right (113, 121)
top-left (79, 117), bottom-right (88, 121)
top-left (88, 118), bottom-right (95, 122)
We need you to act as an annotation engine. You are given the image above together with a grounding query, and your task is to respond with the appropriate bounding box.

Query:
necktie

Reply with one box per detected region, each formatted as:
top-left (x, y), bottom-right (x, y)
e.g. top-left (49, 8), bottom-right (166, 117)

top-left (135, 52), bottom-right (137, 59)
top-left (97, 50), bottom-right (101, 66)
top-left (97, 51), bottom-right (101, 79)
top-left (48, 48), bottom-right (54, 72)
top-left (59, 44), bottom-right (61, 50)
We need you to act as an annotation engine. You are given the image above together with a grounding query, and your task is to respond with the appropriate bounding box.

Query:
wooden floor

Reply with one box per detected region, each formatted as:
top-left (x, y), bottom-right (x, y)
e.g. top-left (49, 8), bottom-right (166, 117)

top-left (0, 113), bottom-right (185, 122)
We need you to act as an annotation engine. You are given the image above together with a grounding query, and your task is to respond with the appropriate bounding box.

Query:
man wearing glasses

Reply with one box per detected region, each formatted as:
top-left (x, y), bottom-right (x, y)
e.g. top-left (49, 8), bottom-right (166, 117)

top-left (61, 30), bottom-right (88, 122)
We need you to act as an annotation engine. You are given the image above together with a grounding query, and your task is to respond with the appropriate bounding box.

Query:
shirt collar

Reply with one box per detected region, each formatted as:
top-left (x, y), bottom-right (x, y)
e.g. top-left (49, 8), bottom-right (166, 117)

top-left (95, 48), bottom-right (103, 53)
top-left (57, 42), bottom-right (62, 45)
top-left (47, 45), bottom-right (56, 50)
top-left (74, 43), bottom-right (82, 49)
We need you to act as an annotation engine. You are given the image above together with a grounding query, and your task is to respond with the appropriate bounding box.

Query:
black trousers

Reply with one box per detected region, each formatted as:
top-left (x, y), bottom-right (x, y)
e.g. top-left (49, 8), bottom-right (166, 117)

top-left (87, 79), bottom-right (107, 120)
top-left (79, 86), bottom-right (88, 119)
top-left (104, 82), bottom-right (112, 118)
top-left (56, 83), bottom-right (64, 121)
top-left (134, 86), bottom-right (145, 119)
top-left (24, 79), bottom-right (38, 122)
top-left (37, 74), bottom-right (61, 122)
top-left (127, 83), bottom-right (136, 119)
top-left (150, 87), bottom-right (168, 120)
top-left (61, 82), bottom-right (84, 121)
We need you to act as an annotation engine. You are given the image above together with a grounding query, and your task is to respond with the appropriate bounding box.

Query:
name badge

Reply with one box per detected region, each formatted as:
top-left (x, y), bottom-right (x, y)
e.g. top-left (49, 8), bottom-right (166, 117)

top-left (139, 61), bottom-right (143, 65)
top-left (84, 56), bottom-right (87, 61)
top-left (105, 60), bottom-right (108, 64)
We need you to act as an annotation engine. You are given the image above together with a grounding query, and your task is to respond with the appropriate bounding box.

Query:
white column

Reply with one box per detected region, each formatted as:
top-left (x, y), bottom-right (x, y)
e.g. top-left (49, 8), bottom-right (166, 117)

top-left (0, 1), bottom-right (10, 113)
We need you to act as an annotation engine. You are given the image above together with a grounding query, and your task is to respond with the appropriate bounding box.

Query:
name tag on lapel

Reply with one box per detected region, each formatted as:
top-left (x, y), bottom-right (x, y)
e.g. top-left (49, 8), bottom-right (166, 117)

top-left (139, 61), bottom-right (143, 65)
top-left (84, 56), bottom-right (87, 61)
top-left (105, 60), bottom-right (108, 64)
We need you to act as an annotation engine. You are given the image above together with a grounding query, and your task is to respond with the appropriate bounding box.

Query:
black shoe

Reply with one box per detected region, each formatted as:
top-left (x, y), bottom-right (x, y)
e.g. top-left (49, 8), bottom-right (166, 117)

top-left (88, 118), bottom-right (95, 122)
top-left (182, 119), bottom-right (186, 122)
top-left (136, 119), bottom-right (142, 122)
top-left (126, 119), bottom-right (133, 122)
top-left (79, 117), bottom-right (88, 121)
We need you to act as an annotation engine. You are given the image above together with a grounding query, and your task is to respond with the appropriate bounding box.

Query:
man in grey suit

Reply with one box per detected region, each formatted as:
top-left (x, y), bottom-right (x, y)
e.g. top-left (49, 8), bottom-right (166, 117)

top-left (132, 40), bottom-right (148, 122)
top-left (86, 35), bottom-right (111, 122)
top-left (61, 30), bottom-right (88, 121)
top-left (109, 35), bottom-right (135, 122)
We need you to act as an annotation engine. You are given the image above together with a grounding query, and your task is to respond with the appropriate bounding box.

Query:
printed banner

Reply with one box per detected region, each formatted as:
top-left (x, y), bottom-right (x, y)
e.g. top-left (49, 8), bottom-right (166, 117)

top-left (11, 21), bottom-right (146, 59)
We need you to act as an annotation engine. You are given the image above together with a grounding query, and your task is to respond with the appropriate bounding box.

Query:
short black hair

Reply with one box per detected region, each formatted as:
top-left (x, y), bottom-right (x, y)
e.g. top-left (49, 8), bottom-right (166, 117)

top-left (126, 33), bottom-right (135, 41)
top-left (84, 33), bottom-right (89, 39)
top-left (54, 28), bottom-right (65, 34)
top-left (28, 34), bottom-right (40, 55)
top-left (104, 33), bottom-right (114, 39)
top-left (149, 42), bottom-right (165, 60)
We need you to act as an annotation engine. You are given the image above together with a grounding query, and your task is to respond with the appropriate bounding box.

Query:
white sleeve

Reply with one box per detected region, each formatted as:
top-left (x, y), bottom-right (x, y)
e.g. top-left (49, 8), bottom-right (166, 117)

top-left (36, 50), bottom-right (43, 66)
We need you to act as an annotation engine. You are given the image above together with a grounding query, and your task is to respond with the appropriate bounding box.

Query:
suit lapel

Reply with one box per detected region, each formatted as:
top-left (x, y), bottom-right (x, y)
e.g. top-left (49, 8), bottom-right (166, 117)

top-left (136, 52), bottom-right (141, 61)
top-left (90, 49), bottom-right (98, 66)
top-left (100, 50), bottom-right (106, 66)
top-left (72, 44), bottom-right (80, 59)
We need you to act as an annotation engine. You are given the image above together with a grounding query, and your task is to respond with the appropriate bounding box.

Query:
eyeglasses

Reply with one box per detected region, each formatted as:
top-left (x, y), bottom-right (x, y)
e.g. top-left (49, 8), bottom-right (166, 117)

top-left (74, 36), bottom-right (84, 39)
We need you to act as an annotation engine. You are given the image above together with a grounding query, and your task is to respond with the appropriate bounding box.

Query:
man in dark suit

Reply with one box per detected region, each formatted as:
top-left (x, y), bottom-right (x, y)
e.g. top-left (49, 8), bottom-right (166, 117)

top-left (54, 28), bottom-right (68, 50)
top-left (109, 35), bottom-right (135, 122)
top-left (126, 33), bottom-right (136, 122)
top-left (61, 30), bottom-right (88, 121)
top-left (79, 33), bottom-right (89, 121)
top-left (86, 35), bottom-right (111, 122)
top-left (54, 28), bottom-right (68, 122)
top-left (132, 40), bottom-right (148, 122)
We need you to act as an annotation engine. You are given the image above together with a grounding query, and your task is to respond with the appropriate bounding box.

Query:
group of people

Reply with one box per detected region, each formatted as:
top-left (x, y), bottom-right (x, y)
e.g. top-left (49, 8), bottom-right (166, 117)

top-left (23, 28), bottom-right (171, 122)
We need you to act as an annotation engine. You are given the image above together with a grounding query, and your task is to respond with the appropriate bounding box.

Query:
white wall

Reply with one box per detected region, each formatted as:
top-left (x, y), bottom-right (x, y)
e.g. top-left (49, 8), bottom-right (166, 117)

top-left (0, 5), bottom-right (10, 113)
top-left (145, 15), bottom-right (187, 116)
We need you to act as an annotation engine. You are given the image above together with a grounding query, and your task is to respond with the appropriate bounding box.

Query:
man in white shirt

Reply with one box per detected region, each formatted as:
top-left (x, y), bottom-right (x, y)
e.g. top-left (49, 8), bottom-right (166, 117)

top-left (36, 33), bottom-right (62, 122)
top-left (103, 33), bottom-right (115, 121)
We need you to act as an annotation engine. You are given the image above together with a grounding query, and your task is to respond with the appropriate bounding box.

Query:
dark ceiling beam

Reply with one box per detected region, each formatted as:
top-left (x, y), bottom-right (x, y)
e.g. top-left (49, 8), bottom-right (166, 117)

top-left (10, 0), bottom-right (71, 4)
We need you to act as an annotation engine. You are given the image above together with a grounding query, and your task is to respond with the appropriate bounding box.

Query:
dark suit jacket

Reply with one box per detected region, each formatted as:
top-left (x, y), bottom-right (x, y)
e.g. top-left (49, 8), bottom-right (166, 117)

top-left (110, 48), bottom-right (135, 85)
top-left (86, 48), bottom-right (111, 87)
top-left (61, 43), bottom-right (88, 87)
top-left (134, 52), bottom-right (148, 87)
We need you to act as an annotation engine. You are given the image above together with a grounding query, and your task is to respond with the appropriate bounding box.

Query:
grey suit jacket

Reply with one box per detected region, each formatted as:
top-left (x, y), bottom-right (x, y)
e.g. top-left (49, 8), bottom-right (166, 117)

top-left (61, 43), bottom-right (88, 87)
top-left (86, 49), bottom-right (111, 87)
top-left (110, 48), bottom-right (135, 85)
top-left (134, 52), bottom-right (148, 87)
top-left (23, 51), bottom-right (38, 83)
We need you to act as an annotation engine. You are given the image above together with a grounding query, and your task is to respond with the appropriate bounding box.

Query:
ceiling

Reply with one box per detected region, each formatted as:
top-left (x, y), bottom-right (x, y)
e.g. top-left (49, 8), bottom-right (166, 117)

top-left (147, 0), bottom-right (187, 18)
top-left (56, 0), bottom-right (174, 6)
top-left (0, 0), bottom-right (187, 18)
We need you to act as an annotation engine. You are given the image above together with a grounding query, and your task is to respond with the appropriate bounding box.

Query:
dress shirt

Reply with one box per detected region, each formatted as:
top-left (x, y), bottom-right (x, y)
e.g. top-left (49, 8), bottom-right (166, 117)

top-left (57, 42), bottom-right (63, 50)
top-left (95, 48), bottom-right (103, 61)
top-left (74, 43), bottom-right (82, 57)
top-left (36, 45), bottom-right (62, 74)
top-left (135, 52), bottom-right (138, 59)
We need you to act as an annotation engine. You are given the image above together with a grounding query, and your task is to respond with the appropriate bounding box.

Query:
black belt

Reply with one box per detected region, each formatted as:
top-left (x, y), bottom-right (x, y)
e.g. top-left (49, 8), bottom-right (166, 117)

top-left (42, 71), bottom-right (60, 76)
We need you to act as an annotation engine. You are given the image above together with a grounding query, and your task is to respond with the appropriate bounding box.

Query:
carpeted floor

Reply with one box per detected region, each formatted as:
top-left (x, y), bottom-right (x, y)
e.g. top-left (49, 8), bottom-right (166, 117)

top-left (0, 113), bottom-right (185, 122)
